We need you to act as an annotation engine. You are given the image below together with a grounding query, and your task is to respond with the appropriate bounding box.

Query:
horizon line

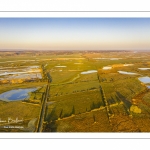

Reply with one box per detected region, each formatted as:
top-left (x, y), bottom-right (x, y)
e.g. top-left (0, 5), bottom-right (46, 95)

top-left (0, 49), bottom-right (150, 51)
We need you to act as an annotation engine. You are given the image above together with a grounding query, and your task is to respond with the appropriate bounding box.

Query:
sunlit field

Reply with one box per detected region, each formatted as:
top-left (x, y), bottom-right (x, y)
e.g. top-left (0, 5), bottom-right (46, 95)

top-left (0, 50), bottom-right (150, 132)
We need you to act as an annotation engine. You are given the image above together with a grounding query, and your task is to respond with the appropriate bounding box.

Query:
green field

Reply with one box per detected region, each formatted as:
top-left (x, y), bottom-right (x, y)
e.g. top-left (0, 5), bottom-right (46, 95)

top-left (0, 50), bottom-right (150, 132)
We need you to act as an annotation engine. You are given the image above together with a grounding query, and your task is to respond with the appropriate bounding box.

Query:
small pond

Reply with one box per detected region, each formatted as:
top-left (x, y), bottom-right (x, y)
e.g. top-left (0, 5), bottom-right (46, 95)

top-left (0, 88), bottom-right (37, 101)
top-left (138, 76), bottom-right (150, 84)
top-left (110, 58), bottom-right (122, 60)
top-left (123, 64), bottom-right (134, 66)
top-left (102, 66), bottom-right (112, 70)
top-left (147, 85), bottom-right (150, 89)
top-left (81, 70), bottom-right (97, 74)
top-left (118, 71), bottom-right (139, 75)
top-left (138, 68), bottom-right (150, 70)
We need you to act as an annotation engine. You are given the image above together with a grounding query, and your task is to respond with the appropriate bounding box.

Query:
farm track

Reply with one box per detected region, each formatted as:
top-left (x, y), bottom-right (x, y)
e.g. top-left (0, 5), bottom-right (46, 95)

top-left (36, 71), bottom-right (51, 132)
top-left (36, 84), bottom-right (50, 132)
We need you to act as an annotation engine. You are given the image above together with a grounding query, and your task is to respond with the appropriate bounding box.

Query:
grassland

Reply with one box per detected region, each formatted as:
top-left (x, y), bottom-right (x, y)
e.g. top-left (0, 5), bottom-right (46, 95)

top-left (0, 50), bottom-right (150, 132)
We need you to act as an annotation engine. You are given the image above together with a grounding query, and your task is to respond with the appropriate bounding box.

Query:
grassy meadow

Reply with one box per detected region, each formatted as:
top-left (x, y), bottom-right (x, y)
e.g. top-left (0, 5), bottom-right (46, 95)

top-left (0, 51), bottom-right (150, 132)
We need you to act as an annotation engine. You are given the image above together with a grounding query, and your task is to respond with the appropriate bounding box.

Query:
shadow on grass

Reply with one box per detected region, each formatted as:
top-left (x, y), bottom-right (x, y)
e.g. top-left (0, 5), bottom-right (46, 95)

top-left (107, 96), bottom-right (116, 105)
top-left (90, 101), bottom-right (102, 110)
top-left (62, 106), bottom-right (75, 118)
top-left (116, 92), bottom-right (132, 109)
top-left (45, 107), bottom-right (58, 122)
top-left (115, 95), bottom-right (122, 103)
top-left (44, 107), bottom-right (58, 132)
top-left (44, 121), bottom-right (57, 132)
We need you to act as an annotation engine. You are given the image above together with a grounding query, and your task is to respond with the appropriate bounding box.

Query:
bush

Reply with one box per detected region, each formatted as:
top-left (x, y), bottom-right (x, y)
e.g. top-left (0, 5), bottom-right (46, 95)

top-left (130, 105), bottom-right (141, 114)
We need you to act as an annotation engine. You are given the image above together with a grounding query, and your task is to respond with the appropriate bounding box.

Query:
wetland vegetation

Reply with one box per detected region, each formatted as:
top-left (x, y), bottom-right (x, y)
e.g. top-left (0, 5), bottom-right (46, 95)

top-left (0, 50), bottom-right (150, 132)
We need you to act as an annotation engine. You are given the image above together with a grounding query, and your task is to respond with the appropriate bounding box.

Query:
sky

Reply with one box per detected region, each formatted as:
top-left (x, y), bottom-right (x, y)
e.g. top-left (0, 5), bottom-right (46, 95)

top-left (0, 18), bottom-right (150, 51)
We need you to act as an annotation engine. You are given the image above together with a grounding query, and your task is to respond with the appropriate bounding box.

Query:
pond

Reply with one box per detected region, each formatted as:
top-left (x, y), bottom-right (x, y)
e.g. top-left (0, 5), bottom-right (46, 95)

top-left (138, 68), bottom-right (150, 70)
top-left (138, 76), bottom-right (150, 84)
top-left (110, 58), bottom-right (122, 60)
top-left (147, 85), bottom-right (150, 89)
top-left (123, 64), bottom-right (134, 66)
top-left (118, 71), bottom-right (139, 75)
top-left (80, 70), bottom-right (97, 74)
top-left (102, 66), bottom-right (112, 70)
top-left (0, 88), bottom-right (37, 101)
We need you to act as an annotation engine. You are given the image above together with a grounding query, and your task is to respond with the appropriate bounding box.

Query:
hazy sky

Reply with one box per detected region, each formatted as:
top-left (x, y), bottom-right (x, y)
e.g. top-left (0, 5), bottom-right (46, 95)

top-left (0, 18), bottom-right (150, 50)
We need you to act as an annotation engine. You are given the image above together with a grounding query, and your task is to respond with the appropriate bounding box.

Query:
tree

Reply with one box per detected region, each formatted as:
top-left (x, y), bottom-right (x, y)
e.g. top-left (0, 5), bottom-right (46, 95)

top-left (71, 106), bottom-right (75, 115)
top-left (59, 109), bottom-right (63, 119)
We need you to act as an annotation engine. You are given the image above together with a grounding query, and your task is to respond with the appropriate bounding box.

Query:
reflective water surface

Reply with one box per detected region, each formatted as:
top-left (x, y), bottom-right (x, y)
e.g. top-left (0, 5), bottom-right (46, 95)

top-left (0, 88), bottom-right (36, 101)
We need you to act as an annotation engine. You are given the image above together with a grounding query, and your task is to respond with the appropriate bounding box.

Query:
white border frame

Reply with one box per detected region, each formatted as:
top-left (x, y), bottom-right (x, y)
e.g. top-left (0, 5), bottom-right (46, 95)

top-left (0, 11), bottom-right (150, 139)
